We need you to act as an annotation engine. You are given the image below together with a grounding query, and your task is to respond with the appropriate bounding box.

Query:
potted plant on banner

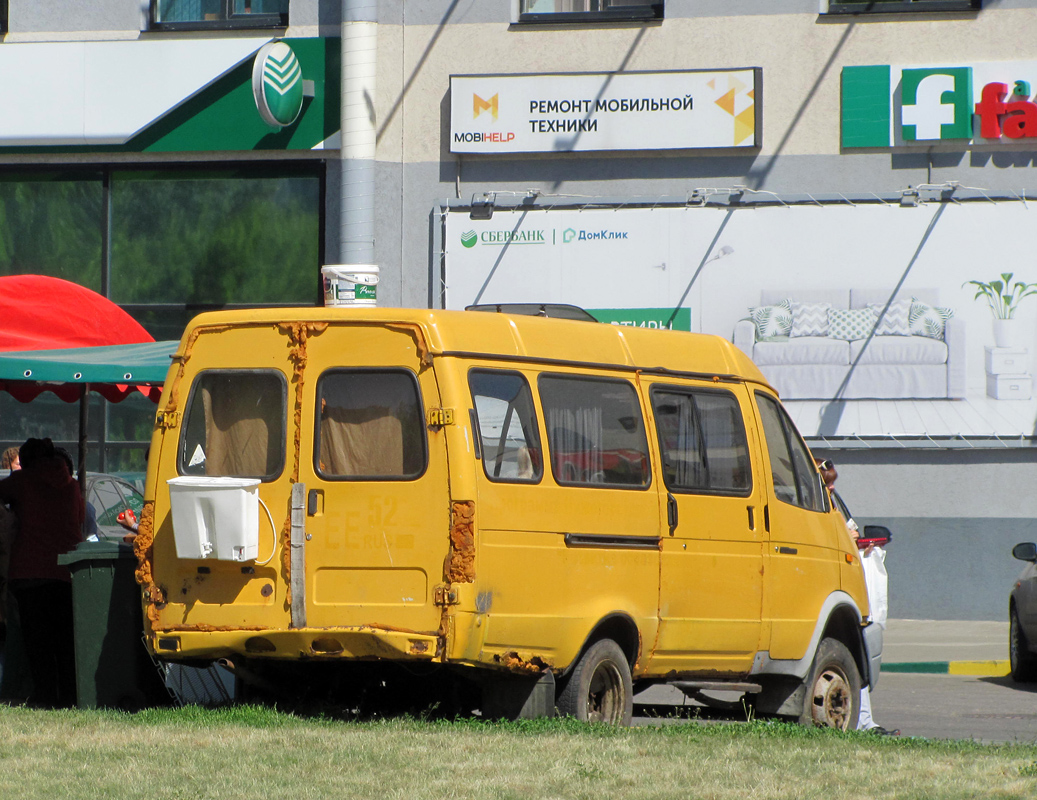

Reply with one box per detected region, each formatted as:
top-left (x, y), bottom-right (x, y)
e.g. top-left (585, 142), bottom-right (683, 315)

top-left (964, 273), bottom-right (1037, 348)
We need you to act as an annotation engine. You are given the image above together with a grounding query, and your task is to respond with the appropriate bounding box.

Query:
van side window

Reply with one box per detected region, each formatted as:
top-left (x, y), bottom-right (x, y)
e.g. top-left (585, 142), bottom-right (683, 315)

top-left (539, 374), bottom-right (650, 488)
top-left (651, 388), bottom-right (751, 495)
top-left (316, 370), bottom-right (427, 480)
top-left (755, 393), bottom-right (827, 513)
top-left (179, 370), bottom-right (287, 479)
top-left (469, 370), bottom-right (543, 483)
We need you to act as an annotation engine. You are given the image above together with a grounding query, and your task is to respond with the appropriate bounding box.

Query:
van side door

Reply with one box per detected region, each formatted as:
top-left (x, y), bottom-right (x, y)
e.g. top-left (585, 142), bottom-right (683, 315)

top-left (753, 390), bottom-right (840, 660)
top-left (646, 380), bottom-right (765, 675)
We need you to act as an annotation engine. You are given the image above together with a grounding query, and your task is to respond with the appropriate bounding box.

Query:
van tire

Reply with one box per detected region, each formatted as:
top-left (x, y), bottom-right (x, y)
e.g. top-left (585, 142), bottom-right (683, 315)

top-left (798, 638), bottom-right (861, 730)
top-left (556, 639), bottom-right (633, 725)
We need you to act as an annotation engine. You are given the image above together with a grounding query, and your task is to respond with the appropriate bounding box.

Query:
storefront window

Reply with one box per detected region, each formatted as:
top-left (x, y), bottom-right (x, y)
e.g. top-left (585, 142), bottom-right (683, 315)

top-left (825, 0), bottom-right (980, 13)
top-left (151, 0), bottom-right (287, 30)
top-left (111, 168), bottom-right (321, 341)
top-left (518, 0), bottom-right (663, 23)
top-left (0, 164), bottom-right (322, 474)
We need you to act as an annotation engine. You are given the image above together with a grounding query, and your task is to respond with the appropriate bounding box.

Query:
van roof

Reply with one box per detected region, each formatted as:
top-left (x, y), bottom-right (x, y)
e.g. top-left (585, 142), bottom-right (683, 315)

top-left (181, 307), bottom-right (772, 387)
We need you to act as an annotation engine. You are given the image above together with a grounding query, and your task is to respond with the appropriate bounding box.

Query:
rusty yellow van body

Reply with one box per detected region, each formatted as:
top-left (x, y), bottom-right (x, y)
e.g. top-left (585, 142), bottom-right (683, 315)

top-left (137, 307), bottom-right (876, 727)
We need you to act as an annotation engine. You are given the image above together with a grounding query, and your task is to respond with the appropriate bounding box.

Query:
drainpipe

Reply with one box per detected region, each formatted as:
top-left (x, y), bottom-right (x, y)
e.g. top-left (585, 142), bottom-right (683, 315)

top-left (341, 0), bottom-right (378, 268)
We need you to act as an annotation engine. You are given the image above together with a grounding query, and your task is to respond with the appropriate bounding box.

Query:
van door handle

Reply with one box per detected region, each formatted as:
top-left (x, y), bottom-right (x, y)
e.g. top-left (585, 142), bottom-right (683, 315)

top-left (747, 505), bottom-right (755, 530)
top-left (667, 493), bottom-right (678, 535)
top-left (763, 504), bottom-right (770, 533)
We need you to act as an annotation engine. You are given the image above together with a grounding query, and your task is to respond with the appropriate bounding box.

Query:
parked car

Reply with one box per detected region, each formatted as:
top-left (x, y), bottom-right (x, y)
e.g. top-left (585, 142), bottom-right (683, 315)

top-left (86, 473), bottom-right (144, 540)
top-left (1009, 542), bottom-right (1037, 682)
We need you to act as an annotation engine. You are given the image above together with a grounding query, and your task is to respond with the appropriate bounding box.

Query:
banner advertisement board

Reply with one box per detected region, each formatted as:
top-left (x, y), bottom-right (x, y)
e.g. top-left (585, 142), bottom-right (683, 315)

top-left (450, 69), bottom-right (759, 153)
top-left (444, 202), bottom-right (1037, 443)
top-left (842, 61), bottom-right (1037, 148)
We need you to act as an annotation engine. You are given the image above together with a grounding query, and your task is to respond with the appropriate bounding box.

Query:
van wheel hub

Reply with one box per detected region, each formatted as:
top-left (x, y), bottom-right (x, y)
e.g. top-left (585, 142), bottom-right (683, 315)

top-left (810, 667), bottom-right (852, 729)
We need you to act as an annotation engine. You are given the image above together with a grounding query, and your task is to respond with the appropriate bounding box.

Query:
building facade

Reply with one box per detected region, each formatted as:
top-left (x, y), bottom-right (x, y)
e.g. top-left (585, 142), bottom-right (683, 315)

top-left (2, 0), bottom-right (1036, 620)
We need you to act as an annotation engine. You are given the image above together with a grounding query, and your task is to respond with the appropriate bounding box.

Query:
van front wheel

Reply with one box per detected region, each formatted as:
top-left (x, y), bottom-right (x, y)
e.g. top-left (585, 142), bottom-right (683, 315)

top-left (557, 639), bottom-right (633, 725)
top-left (799, 638), bottom-right (861, 730)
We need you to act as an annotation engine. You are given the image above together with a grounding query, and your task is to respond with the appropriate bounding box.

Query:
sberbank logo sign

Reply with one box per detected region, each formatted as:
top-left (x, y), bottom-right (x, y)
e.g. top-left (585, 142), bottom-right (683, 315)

top-left (461, 229), bottom-right (547, 246)
top-left (252, 41), bottom-right (304, 128)
top-left (842, 65), bottom-right (974, 147)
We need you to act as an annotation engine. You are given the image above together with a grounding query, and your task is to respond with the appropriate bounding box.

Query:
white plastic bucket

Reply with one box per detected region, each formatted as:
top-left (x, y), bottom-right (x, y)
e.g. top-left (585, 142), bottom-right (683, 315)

top-left (167, 476), bottom-right (260, 562)
top-left (322, 264), bottom-right (379, 307)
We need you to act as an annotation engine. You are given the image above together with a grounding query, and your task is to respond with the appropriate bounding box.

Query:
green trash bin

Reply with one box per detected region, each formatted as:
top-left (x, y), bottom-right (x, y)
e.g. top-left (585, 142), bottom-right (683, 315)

top-left (58, 540), bottom-right (169, 710)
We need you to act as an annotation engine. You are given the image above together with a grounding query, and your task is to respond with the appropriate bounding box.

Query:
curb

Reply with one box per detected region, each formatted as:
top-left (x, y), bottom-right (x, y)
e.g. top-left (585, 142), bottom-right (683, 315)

top-left (882, 660), bottom-right (1010, 677)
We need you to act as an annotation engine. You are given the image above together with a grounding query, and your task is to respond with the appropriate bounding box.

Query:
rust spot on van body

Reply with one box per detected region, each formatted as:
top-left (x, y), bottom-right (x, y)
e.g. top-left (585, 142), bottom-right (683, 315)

top-left (495, 652), bottom-right (553, 674)
top-left (447, 501), bottom-right (476, 583)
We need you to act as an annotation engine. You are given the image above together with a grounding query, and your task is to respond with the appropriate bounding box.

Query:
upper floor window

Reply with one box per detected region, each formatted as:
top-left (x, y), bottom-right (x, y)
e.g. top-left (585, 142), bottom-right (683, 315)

top-left (824, 0), bottom-right (979, 13)
top-left (151, 0), bottom-right (288, 31)
top-left (518, 0), bottom-right (663, 24)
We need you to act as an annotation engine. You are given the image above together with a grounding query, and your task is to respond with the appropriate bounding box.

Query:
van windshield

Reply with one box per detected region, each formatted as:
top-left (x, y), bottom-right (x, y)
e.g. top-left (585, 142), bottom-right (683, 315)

top-left (178, 370), bottom-right (287, 479)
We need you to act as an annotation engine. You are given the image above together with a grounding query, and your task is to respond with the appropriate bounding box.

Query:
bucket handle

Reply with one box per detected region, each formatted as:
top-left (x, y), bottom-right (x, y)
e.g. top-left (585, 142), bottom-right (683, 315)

top-left (254, 496), bottom-right (279, 566)
top-left (338, 273), bottom-right (379, 285)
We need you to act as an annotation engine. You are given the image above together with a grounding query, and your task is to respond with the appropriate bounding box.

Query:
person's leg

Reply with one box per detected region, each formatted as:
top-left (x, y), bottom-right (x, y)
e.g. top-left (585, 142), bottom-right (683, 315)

top-left (858, 685), bottom-right (875, 730)
top-left (11, 584), bottom-right (59, 707)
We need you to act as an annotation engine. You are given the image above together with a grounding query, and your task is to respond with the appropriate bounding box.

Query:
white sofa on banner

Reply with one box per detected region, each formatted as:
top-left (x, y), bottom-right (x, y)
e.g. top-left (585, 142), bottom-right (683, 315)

top-left (732, 288), bottom-right (966, 400)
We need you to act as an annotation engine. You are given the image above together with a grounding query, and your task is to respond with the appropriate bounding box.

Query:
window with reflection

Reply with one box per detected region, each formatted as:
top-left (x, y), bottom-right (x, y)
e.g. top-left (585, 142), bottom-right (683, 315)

top-left (151, 0), bottom-right (288, 29)
top-left (179, 371), bottom-right (287, 480)
top-left (824, 0), bottom-right (979, 14)
top-left (651, 387), bottom-right (751, 495)
top-left (518, 0), bottom-right (663, 23)
top-left (469, 369), bottom-right (543, 483)
top-left (756, 393), bottom-right (827, 513)
top-left (539, 374), bottom-right (650, 488)
top-left (316, 370), bottom-right (427, 480)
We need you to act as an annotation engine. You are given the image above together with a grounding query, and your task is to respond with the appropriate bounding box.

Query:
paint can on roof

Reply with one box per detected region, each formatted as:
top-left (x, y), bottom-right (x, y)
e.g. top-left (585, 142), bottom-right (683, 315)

top-left (322, 265), bottom-right (379, 307)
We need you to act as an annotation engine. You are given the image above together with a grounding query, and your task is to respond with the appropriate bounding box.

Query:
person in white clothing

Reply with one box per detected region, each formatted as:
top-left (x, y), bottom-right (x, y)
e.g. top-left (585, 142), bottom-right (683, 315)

top-left (817, 458), bottom-right (898, 736)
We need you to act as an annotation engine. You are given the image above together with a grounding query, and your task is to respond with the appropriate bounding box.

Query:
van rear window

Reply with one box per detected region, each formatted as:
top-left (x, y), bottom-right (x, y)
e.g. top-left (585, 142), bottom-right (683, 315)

top-left (179, 370), bottom-right (287, 480)
top-left (315, 369), bottom-right (427, 480)
top-left (651, 388), bottom-right (751, 495)
top-left (539, 374), bottom-right (650, 488)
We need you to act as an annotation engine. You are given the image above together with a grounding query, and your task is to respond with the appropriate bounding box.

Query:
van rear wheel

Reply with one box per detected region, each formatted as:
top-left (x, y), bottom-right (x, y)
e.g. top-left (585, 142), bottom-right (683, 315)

top-left (799, 638), bottom-right (861, 730)
top-left (557, 639), bottom-right (633, 725)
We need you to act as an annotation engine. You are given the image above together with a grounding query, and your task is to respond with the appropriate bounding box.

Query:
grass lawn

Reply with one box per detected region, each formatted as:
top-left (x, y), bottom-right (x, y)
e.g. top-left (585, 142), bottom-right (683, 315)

top-left (0, 705), bottom-right (1034, 800)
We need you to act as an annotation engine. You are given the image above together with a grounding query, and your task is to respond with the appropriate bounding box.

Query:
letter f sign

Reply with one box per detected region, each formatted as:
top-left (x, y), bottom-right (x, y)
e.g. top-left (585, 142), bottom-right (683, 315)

top-left (900, 68), bottom-right (973, 141)
top-left (473, 93), bottom-right (498, 121)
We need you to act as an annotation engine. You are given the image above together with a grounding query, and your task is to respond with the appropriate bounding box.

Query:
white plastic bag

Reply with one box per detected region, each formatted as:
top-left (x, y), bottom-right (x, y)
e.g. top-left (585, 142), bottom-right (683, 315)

top-left (861, 546), bottom-right (888, 629)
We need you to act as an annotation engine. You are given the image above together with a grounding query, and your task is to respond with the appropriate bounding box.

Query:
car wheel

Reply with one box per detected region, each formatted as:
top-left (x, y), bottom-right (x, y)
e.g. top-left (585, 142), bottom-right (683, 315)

top-left (798, 637), bottom-right (861, 731)
top-left (556, 639), bottom-right (632, 725)
top-left (1009, 608), bottom-right (1037, 682)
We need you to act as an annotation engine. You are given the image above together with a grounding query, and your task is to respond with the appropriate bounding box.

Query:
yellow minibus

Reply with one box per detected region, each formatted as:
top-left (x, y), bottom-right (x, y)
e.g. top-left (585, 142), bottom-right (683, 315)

top-left (136, 306), bottom-right (878, 728)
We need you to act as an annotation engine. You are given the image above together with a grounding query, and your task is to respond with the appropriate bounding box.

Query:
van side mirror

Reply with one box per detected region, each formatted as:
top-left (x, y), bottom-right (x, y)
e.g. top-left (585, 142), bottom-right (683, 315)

top-left (1012, 542), bottom-right (1037, 563)
top-left (857, 525), bottom-right (891, 549)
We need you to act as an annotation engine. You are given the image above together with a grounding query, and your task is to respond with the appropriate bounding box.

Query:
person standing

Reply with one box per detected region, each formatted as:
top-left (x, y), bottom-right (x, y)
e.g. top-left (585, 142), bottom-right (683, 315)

top-left (0, 438), bottom-right (83, 708)
top-left (816, 457), bottom-right (898, 736)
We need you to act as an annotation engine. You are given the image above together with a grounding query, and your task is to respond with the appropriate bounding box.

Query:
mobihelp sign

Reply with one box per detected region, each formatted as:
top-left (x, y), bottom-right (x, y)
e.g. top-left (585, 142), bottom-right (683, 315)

top-left (842, 63), bottom-right (1037, 147)
top-left (450, 69), bottom-right (760, 153)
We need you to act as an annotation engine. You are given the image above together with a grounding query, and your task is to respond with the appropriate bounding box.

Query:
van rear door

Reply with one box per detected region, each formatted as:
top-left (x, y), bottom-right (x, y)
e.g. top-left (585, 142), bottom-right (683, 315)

top-left (299, 324), bottom-right (450, 640)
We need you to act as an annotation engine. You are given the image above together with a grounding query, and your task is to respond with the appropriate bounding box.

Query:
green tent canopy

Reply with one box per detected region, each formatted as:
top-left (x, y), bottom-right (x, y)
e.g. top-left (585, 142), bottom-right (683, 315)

top-left (0, 341), bottom-right (178, 403)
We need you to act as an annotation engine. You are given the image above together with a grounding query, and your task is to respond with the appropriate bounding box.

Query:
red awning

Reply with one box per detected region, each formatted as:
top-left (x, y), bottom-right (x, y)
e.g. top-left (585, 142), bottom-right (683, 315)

top-left (0, 275), bottom-right (153, 352)
top-left (0, 275), bottom-right (159, 402)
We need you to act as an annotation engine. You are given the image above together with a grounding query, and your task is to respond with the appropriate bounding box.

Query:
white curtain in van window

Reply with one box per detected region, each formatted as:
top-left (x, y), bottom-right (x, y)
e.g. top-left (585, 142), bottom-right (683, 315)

top-left (547, 406), bottom-right (603, 483)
